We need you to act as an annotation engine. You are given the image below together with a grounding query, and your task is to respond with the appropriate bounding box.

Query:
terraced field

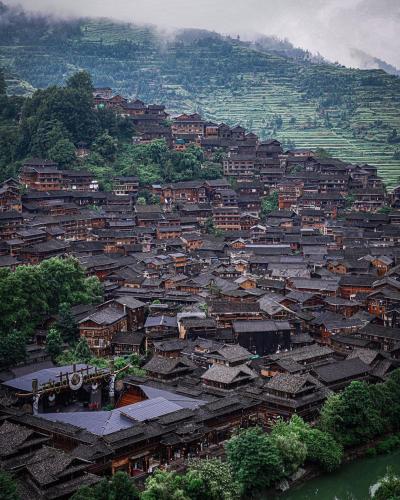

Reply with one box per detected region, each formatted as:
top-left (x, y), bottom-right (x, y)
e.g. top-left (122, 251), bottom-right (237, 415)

top-left (1, 14), bottom-right (400, 188)
top-left (184, 65), bottom-right (400, 186)
top-left (80, 20), bottom-right (159, 44)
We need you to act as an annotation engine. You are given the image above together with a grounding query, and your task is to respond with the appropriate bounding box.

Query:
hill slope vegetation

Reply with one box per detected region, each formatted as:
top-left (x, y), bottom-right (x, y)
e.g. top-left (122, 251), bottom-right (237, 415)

top-left (1, 4), bottom-right (400, 186)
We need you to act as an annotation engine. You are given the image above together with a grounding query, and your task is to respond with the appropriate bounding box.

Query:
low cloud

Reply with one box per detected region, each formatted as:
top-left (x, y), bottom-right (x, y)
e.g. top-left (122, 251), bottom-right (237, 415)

top-left (5, 0), bottom-right (400, 69)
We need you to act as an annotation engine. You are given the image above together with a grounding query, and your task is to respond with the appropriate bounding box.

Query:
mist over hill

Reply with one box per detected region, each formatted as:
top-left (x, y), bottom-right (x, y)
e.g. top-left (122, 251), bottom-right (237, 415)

top-left (0, 2), bottom-right (400, 186)
top-left (5, 0), bottom-right (400, 70)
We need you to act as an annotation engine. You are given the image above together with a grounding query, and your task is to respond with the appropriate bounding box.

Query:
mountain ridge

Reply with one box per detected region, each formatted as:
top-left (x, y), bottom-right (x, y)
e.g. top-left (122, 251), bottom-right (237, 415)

top-left (1, 3), bottom-right (400, 186)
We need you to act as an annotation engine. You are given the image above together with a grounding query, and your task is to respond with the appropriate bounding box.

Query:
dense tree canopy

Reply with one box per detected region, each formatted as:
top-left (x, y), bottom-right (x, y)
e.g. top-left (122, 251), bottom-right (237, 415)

top-left (370, 369), bottom-right (400, 432)
top-left (270, 422), bottom-right (308, 475)
top-left (272, 415), bottom-right (343, 473)
top-left (48, 138), bottom-right (76, 166)
top-left (56, 303), bottom-right (79, 344)
top-left (187, 459), bottom-right (240, 500)
top-left (319, 381), bottom-right (384, 447)
top-left (141, 470), bottom-right (192, 500)
top-left (71, 472), bottom-right (140, 500)
top-left (46, 328), bottom-right (63, 361)
top-left (225, 426), bottom-right (284, 496)
top-left (0, 257), bottom-right (102, 368)
top-left (0, 69), bottom-right (135, 182)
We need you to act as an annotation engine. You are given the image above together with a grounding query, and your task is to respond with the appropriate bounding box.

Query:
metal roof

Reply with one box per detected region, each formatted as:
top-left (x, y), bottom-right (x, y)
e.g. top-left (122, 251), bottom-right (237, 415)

top-left (40, 388), bottom-right (206, 435)
top-left (120, 397), bottom-right (182, 422)
top-left (138, 385), bottom-right (206, 409)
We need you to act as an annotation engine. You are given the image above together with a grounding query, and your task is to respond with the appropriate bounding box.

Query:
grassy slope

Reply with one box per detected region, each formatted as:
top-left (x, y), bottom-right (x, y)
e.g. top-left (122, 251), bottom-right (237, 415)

top-left (1, 18), bottom-right (400, 187)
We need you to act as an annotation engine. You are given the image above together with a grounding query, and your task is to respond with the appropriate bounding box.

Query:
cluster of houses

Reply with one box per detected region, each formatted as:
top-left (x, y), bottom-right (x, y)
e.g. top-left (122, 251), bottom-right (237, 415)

top-left (2, 91), bottom-right (400, 496)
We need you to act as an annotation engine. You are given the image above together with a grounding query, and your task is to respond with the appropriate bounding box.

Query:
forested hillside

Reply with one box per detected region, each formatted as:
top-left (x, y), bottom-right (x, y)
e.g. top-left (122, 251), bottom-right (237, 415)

top-left (1, 3), bottom-right (400, 186)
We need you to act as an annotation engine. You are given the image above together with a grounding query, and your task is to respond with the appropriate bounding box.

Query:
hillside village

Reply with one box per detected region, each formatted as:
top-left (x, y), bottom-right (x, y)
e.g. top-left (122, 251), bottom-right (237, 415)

top-left (2, 5), bottom-right (400, 190)
top-left (2, 84), bottom-right (400, 497)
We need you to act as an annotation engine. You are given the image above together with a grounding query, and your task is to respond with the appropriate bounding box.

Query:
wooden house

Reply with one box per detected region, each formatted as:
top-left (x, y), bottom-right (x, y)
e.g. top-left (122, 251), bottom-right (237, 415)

top-left (20, 160), bottom-right (61, 191)
top-left (0, 210), bottom-right (23, 239)
top-left (172, 113), bottom-right (205, 137)
top-left (201, 363), bottom-right (257, 391)
top-left (79, 305), bottom-right (128, 356)
top-left (0, 179), bottom-right (22, 213)
top-left (213, 206), bottom-right (241, 231)
top-left (112, 176), bottom-right (139, 197)
top-left (142, 355), bottom-right (196, 381)
top-left (161, 181), bottom-right (207, 205)
top-left (233, 319), bottom-right (292, 356)
top-left (250, 373), bottom-right (327, 424)
top-left (339, 275), bottom-right (375, 299)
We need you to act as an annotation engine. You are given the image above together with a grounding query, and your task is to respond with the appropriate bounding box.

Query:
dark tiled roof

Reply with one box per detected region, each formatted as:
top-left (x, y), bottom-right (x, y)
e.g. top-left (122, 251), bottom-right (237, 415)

top-left (143, 356), bottom-right (196, 375)
top-left (201, 364), bottom-right (257, 384)
top-left (80, 306), bottom-right (125, 326)
top-left (313, 358), bottom-right (371, 383)
top-left (233, 320), bottom-right (291, 333)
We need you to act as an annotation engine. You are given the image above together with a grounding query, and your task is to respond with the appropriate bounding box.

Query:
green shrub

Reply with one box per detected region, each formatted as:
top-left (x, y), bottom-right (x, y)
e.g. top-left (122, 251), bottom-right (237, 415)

top-left (375, 435), bottom-right (400, 455)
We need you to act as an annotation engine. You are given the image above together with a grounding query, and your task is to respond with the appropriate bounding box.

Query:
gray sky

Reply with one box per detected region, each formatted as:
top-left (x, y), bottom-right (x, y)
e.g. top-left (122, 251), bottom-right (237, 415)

top-left (7, 0), bottom-right (400, 68)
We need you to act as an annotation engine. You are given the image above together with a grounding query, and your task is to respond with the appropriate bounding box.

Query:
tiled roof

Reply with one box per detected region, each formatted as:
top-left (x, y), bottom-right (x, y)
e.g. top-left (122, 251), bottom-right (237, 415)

top-left (313, 358), bottom-right (371, 383)
top-left (201, 364), bottom-right (257, 384)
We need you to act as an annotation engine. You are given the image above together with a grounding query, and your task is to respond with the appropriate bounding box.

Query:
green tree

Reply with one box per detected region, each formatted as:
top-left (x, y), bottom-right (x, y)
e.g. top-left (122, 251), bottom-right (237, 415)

top-left (204, 216), bottom-right (222, 237)
top-left (48, 138), bottom-right (76, 166)
top-left (46, 328), bottom-right (63, 361)
top-left (146, 139), bottom-right (170, 165)
top-left (272, 415), bottom-right (342, 472)
top-left (319, 381), bottom-right (384, 447)
top-left (56, 303), bottom-right (79, 344)
top-left (113, 357), bottom-right (144, 379)
top-left (92, 478), bottom-right (112, 500)
top-left (270, 428), bottom-right (307, 476)
top-left (20, 74), bottom-right (99, 149)
top-left (199, 161), bottom-right (223, 180)
top-left (71, 486), bottom-right (97, 500)
top-left (0, 125), bottom-right (19, 180)
top-left (141, 470), bottom-right (191, 500)
top-left (39, 257), bottom-right (102, 313)
top-left (0, 265), bottom-right (48, 337)
top-left (226, 426), bottom-right (283, 496)
top-left (0, 330), bottom-right (26, 369)
top-left (187, 458), bottom-right (240, 500)
top-left (136, 196), bottom-right (146, 205)
top-left (0, 470), bottom-right (19, 500)
top-left (212, 148), bottom-right (225, 163)
top-left (261, 191), bottom-right (279, 217)
top-left (388, 129), bottom-right (400, 144)
top-left (84, 276), bottom-right (103, 304)
top-left (74, 337), bottom-right (92, 363)
top-left (372, 369), bottom-right (400, 432)
top-left (30, 119), bottom-right (69, 158)
top-left (92, 132), bottom-right (118, 161)
top-left (66, 71), bottom-right (94, 95)
top-left (373, 468), bottom-right (400, 500)
top-left (109, 471), bottom-right (140, 500)
top-left (303, 428), bottom-right (343, 472)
